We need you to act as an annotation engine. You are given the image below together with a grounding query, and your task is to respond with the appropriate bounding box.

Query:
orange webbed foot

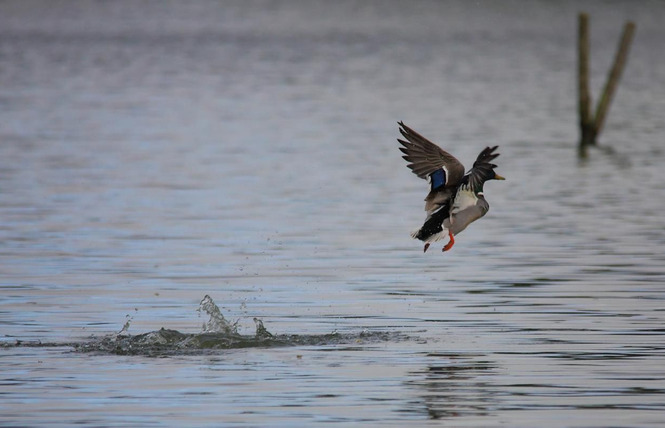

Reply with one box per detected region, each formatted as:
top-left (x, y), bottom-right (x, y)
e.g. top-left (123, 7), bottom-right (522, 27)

top-left (442, 231), bottom-right (455, 252)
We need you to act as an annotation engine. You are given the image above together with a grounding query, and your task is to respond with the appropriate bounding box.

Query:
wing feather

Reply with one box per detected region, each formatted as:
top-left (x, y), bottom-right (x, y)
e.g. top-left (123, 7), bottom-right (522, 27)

top-left (397, 122), bottom-right (465, 185)
top-left (466, 146), bottom-right (500, 191)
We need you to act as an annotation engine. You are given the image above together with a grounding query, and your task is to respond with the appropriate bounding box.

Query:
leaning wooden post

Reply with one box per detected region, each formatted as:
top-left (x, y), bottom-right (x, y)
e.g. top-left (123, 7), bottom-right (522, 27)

top-left (577, 13), bottom-right (636, 154)
top-left (578, 13), bottom-right (593, 150)
top-left (592, 21), bottom-right (636, 143)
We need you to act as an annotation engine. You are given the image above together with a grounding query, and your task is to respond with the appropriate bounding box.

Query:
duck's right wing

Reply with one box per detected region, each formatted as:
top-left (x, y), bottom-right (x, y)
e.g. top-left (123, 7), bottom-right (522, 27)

top-left (465, 146), bottom-right (501, 191)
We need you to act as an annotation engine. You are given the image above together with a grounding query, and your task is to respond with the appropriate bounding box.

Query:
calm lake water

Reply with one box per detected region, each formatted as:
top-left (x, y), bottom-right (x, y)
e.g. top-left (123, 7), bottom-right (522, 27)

top-left (2, 0), bottom-right (665, 426)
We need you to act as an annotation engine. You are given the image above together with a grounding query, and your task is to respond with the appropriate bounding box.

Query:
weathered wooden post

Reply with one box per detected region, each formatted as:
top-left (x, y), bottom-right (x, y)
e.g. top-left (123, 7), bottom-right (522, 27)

top-left (578, 13), bottom-right (593, 149)
top-left (577, 13), bottom-right (636, 155)
top-left (592, 21), bottom-right (636, 143)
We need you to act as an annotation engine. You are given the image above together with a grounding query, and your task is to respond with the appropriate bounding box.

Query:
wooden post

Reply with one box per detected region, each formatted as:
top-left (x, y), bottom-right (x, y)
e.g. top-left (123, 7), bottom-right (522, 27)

top-left (578, 13), bottom-right (593, 150)
top-left (592, 21), bottom-right (636, 142)
top-left (577, 13), bottom-right (636, 153)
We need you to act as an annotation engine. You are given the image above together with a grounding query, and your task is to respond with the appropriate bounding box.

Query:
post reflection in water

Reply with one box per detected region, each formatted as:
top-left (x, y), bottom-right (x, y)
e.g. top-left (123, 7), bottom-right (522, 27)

top-left (404, 353), bottom-right (497, 420)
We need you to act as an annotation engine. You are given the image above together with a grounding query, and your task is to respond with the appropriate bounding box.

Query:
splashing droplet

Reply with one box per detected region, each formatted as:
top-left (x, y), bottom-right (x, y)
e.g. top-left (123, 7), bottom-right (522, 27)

top-left (117, 314), bottom-right (133, 336)
top-left (253, 317), bottom-right (274, 340)
top-left (197, 295), bottom-right (239, 335)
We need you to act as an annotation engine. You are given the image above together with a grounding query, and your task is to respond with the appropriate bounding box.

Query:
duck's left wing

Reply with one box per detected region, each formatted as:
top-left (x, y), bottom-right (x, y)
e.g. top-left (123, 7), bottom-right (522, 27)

top-left (397, 121), bottom-right (464, 185)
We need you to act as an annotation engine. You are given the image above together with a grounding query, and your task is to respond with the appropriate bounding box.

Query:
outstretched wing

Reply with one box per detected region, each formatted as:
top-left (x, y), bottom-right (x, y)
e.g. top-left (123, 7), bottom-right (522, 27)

top-left (465, 146), bottom-right (500, 191)
top-left (397, 121), bottom-right (465, 186)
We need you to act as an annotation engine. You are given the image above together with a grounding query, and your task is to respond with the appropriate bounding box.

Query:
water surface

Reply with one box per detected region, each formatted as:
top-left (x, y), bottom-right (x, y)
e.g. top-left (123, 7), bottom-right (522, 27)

top-left (1, 1), bottom-right (665, 426)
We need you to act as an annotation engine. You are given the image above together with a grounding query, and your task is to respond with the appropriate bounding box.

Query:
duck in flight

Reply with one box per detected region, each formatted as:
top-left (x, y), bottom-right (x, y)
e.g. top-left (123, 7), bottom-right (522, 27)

top-left (397, 121), bottom-right (505, 252)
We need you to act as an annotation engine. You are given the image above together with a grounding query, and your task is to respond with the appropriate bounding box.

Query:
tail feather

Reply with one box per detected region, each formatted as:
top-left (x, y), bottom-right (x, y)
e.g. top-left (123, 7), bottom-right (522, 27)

top-left (411, 227), bottom-right (448, 243)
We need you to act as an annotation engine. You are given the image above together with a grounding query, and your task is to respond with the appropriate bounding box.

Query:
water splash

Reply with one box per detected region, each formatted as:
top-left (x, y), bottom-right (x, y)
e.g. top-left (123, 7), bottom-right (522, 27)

top-left (117, 314), bottom-right (133, 336)
top-left (197, 295), bottom-right (238, 335)
top-left (15, 295), bottom-right (408, 356)
top-left (70, 326), bottom-right (403, 356)
top-left (253, 317), bottom-right (273, 340)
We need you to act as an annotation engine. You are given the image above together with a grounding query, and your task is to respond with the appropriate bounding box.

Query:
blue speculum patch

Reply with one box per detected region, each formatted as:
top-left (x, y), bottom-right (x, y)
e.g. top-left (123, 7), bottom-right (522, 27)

top-left (430, 169), bottom-right (446, 190)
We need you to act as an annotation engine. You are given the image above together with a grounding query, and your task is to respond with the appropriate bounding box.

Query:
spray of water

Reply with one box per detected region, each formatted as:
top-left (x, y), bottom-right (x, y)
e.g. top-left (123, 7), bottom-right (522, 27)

top-left (197, 295), bottom-right (239, 335)
top-left (65, 294), bottom-right (402, 355)
top-left (253, 317), bottom-right (273, 340)
top-left (117, 314), bottom-right (133, 336)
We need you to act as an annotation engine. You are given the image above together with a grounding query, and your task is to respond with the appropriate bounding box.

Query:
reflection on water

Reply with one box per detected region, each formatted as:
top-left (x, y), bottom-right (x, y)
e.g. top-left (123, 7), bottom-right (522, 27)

top-left (404, 353), bottom-right (496, 420)
top-left (1, 0), bottom-right (665, 426)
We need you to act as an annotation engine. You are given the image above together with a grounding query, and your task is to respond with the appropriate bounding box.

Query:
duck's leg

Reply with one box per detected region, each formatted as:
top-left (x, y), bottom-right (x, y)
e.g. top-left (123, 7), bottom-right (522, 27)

top-left (442, 231), bottom-right (455, 252)
top-left (423, 243), bottom-right (430, 253)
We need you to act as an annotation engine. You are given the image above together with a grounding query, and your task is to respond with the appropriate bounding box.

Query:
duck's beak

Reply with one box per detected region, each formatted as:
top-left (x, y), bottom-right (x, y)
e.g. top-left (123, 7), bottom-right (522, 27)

top-left (494, 173), bottom-right (506, 180)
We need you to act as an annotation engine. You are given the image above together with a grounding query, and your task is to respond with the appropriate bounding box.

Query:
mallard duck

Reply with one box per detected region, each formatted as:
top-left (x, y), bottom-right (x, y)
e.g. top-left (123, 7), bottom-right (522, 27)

top-left (397, 121), bottom-right (504, 252)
